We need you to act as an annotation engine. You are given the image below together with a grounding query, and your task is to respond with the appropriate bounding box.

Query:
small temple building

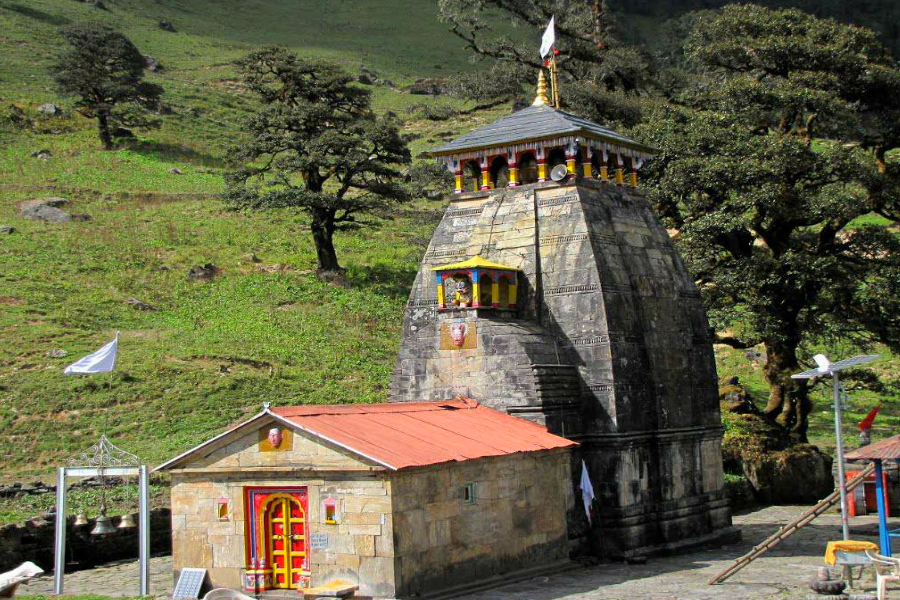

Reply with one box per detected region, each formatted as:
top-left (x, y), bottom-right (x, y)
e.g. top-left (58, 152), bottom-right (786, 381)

top-left (390, 75), bottom-right (736, 555)
top-left (156, 399), bottom-right (575, 597)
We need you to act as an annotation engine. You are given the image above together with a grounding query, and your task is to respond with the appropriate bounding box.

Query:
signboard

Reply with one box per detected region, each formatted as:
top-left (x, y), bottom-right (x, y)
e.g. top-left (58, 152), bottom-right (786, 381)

top-left (173, 568), bottom-right (207, 599)
top-left (310, 533), bottom-right (329, 550)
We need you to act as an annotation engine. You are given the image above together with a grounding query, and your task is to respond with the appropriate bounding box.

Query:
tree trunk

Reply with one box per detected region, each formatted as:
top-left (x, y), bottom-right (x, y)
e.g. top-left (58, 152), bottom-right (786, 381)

top-left (97, 111), bottom-right (113, 150)
top-left (763, 340), bottom-right (811, 441)
top-left (310, 212), bottom-right (341, 272)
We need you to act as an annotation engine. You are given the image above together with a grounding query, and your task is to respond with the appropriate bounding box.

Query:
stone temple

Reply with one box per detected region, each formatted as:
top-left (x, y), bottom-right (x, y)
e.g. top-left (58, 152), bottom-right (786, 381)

top-left (390, 79), bottom-right (737, 555)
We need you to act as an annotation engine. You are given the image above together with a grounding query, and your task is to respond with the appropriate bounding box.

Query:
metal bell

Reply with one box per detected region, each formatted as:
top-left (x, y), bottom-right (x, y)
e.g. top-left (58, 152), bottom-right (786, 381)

top-left (90, 508), bottom-right (116, 535)
top-left (117, 513), bottom-right (137, 529)
top-left (74, 513), bottom-right (89, 526)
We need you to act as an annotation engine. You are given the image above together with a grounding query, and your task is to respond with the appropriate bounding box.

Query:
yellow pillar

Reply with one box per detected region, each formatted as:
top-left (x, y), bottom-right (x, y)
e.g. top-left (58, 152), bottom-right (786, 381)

top-left (615, 167), bottom-right (625, 185)
top-left (491, 281), bottom-right (500, 307)
top-left (600, 166), bottom-right (609, 182)
top-left (630, 171), bottom-right (638, 187)
top-left (537, 163), bottom-right (548, 181)
top-left (472, 281), bottom-right (481, 307)
top-left (436, 282), bottom-right (445, 308)
top-left (508, 283), bottom-right (517, 307)
top-left (566, 157), bottom-right (577, 175)
top-left (582, 162), bottom-right (592, 178)
top-left (481, 171), bottom-right (490, 190)
top-left (454, 174), bottom-right (463, 193)
top-left (509, 167), bottom-right (519, 187)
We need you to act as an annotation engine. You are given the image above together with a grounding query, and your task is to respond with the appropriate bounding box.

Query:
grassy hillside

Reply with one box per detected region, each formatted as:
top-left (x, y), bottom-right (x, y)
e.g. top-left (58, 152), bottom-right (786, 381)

top-left (0, 0), bottom-right (897, 486)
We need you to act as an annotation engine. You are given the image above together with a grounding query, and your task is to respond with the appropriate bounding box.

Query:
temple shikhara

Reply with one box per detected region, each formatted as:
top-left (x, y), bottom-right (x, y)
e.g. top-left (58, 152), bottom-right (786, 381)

top-left (159, 75), bottom-right (735, 598)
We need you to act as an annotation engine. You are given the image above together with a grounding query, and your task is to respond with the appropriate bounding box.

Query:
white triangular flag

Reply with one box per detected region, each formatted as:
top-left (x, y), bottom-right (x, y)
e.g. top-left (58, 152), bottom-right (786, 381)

top-left (580, 460), bottom-right (595, 524)
top-left (540, 16), bottom-right (556, 58)
top-left (64, 333), bottom-right (119, 375)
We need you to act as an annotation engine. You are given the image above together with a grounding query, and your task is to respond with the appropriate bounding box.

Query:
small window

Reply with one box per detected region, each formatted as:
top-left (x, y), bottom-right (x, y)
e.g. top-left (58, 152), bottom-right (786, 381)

top-left (463, 483), bottom-right (476, 505)
top-left (323, 497), bottom-right (338, 524)
top-left (216, 498), bottom-right (230, 521)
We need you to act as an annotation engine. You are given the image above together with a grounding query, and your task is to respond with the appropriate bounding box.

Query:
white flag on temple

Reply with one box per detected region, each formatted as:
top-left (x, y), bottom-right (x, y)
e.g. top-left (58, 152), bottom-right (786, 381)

top-left (580, 460), bottom-right (595, 524)
top-left (540, 16), bottom-right (556, 58)
top-left (64, 333), bottom-right (119, 375)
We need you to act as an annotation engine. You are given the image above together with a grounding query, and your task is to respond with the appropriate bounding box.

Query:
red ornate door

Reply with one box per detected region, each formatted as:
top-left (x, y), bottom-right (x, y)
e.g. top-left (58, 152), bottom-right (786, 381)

top-left (263, 493), bottom-right (308, 589)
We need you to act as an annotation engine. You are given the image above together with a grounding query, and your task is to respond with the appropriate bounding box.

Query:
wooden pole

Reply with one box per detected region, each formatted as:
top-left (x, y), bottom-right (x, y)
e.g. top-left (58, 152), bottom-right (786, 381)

top-left (707, 462), bottom-right (875, 585)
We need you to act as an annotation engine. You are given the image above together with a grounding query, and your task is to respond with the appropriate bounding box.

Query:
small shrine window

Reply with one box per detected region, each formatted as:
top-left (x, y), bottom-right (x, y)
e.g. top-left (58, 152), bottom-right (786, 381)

top-left (463, 482), bottom-right (476, 505)
top-left (433, 257), bottom-right (519, 311)
top-left (518, 152), bottom-right (538, 184)
top-left (217, 498), bottom-right (230, 521)
top-left (323, 497), bottom-right (338, 525)
top-left (479, 274), bottom-right (493, 307)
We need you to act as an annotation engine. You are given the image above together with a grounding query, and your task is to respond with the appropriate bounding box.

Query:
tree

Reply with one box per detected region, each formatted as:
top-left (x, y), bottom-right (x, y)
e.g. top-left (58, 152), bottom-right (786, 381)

top-left (437, 0), bottom-right (652, 126)
top-left (635, 6), bottom-right (900, 439)
top-left (223, 47), bottom-right (411, 272)
top-left (52, 23), bottom-right (162, 150)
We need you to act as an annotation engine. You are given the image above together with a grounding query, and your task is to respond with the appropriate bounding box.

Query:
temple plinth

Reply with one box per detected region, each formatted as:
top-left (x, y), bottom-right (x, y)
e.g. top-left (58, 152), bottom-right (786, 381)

top-left (389, 78), bottom-right (736, 556)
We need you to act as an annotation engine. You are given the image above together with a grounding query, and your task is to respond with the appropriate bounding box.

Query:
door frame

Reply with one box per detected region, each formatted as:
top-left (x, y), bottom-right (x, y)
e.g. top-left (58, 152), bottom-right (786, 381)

top-left (244, 487), bottom-right (310, 589)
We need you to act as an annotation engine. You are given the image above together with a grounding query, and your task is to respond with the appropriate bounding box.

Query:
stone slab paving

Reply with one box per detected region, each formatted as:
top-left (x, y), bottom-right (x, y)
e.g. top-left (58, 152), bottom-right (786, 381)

top-left (20, 505), bottom-right (889, 599)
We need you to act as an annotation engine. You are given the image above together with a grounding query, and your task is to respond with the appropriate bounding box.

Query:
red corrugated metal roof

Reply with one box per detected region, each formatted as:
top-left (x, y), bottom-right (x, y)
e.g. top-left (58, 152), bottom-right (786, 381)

top-left (846, 434), bottom-right (900, 461)
top-left (269, 398), bottom-right (576, 470)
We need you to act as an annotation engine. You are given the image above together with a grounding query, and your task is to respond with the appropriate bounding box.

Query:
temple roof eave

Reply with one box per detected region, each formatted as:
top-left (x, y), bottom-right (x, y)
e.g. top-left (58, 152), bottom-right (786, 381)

top-left (430, 130), bottom-right (657, 159)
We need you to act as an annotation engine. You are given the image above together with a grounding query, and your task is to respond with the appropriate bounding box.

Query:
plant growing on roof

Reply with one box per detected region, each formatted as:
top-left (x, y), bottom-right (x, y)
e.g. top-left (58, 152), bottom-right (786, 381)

top-left (51, 23), bottom-right (163, 150)
top-left (223, 46), bottom-right (412, 273)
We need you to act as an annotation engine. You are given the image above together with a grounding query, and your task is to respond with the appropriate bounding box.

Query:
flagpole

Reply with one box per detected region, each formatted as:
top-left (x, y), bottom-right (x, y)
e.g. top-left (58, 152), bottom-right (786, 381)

top-left (550, 54), bottom-right (561, 107)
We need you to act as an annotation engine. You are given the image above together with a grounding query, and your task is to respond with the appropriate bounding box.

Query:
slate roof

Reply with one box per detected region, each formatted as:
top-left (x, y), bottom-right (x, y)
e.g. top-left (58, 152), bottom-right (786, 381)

top-left (431, 256), bottom-right (518, 272)
top-left (846, 434), bottom-right (900, 462)
top-left (156, 398), bottom-right (576, 472)
top-left (431, 104), bottom-right (657, 157)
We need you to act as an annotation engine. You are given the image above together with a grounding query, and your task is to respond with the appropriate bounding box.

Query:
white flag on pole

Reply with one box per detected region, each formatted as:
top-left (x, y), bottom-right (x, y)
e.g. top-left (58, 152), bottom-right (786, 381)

top-left (64, 333), bottom-right (119, 375)
top-left (540, 16), bottom-right (556, 58)
top-left (580, 460), bottom-right (596, 524)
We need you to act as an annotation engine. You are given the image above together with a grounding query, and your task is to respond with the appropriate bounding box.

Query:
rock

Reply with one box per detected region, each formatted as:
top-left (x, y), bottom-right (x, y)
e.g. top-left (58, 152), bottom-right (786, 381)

top-left (37, 103), bottom-right (62, 116)
top-left (29, 149), bottom-right (51, 159)
top-left (127, 298), bottom-right (158, 311)
top-left (22, 197), bottom-right (67, 209)
top-left (46, 349), bottom-right (68, 358)
top-left (112, 127), bottom-right (135, 139)
top-left (743, 444), bottom-right (834, 504)
top-left (187, 263), bottom-right (219, 281)
top-left (408, 78), bottom-right (449, 96)
top-left (424, 190), bottom-right (444, 201)
top-left (143, 55), bottom-right (162, 72)
top-left (719, 382), bottom-right (763, 416)
top-left (809, 566), bottom-right (847, 596)
top-left (357, 73), bottom-right (375, 85)
top-left (169, 167), bottom-right (183, 175)
top-left (158, 19), bottom-right (176, 32)
top-left (0, 226), bottom-right (15, 234)
top-left (21, 204), bottom-right (72, 223)
top-left (243, 253), bottom-right (262, 264)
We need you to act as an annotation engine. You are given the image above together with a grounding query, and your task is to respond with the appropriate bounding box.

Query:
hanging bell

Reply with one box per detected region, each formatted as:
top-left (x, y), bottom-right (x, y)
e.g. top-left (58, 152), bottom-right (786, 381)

top-left (90, 508), bottom-right (116, 536)
top-left (74, 513), bottom-right (89, 526)
top-left (117, 513), bottom-right (137, 529)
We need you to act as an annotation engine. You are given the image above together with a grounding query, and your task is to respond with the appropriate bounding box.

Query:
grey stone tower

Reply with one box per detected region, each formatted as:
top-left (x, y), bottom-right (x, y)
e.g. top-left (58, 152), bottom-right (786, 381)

top-left (390, 100), bottom-right (736, 555)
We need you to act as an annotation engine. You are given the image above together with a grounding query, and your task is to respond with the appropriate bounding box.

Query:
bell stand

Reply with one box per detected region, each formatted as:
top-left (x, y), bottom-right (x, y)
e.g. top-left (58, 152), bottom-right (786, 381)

top-left (53, 436), bottom-right (150, 596)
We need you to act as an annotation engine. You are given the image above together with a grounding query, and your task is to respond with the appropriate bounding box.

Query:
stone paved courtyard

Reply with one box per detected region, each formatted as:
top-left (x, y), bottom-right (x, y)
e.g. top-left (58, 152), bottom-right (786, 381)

top-left (21, 505), bottom-right (891, 599)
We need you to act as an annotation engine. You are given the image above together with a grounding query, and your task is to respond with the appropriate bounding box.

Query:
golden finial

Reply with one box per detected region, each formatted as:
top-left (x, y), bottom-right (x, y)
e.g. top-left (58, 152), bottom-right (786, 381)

top-left (532, 71), bottom-right (550, 107)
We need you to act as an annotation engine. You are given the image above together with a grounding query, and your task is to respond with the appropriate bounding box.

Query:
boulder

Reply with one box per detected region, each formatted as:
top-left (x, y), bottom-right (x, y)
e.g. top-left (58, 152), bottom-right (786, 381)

top-left (0, 226), bottom-right (15, 234)
top-left (169, 167), bottom-right (183, 175)
top-left (143, 56), bottom-right (162, 72)
top-left (743, 444), bottom-right (834, 504)
top-left (21, 204), bottom-right (72, 223)
top-left (127, 298), bottom-right (158, 311)
top-left (187, 263), bottom-right (219, 281)
top-left (37, 104), bottom-right (62, 117)
top-left (112, 127), bottom-right (135, 139)
top-left (408, 78), bottom-right (449, 96)
top-left (46, 349), bottom-right (68, 358)
top-left (158, 19), bottom-right (176, 32)
top-left (29, 149), bottom-right (51, 159)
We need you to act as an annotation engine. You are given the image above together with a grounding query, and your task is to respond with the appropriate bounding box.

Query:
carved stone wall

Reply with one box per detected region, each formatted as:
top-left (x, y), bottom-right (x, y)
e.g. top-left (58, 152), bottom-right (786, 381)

top-left (390, 180), bottom-right (736, 555)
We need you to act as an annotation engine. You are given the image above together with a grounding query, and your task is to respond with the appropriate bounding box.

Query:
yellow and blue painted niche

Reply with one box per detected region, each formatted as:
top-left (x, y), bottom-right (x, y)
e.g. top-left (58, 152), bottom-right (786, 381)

top-left (432, 256), bottom-right (519, 310)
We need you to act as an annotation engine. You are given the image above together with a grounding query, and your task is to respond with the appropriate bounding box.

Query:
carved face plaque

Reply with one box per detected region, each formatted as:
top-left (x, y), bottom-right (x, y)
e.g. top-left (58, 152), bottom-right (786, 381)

top-left (450, 322), bottom-right (467, 347)
top-left (267, 427), bottom-right (283, 449)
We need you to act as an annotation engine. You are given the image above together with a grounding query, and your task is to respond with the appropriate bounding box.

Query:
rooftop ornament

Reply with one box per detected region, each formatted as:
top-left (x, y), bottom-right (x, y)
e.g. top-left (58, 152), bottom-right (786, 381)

top-left (432, 256), bottom-right (519, 311)
top-left (54, 435), bottom-right (151, 596)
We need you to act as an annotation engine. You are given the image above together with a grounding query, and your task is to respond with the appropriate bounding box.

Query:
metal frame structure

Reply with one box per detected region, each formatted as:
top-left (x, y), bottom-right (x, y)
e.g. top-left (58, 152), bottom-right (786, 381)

top-left (792, 354), bottom-right (880, 541)
top-left (54, 436), bottom-right (150, 596)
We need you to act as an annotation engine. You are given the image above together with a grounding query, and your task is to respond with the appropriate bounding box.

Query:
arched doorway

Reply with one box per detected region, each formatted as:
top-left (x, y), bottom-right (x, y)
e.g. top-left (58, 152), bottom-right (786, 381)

top-left (263, 493), bottom-right (308, 589)
top-left (490, 156), bottom-right (509, 188)
top-left (518, 152), bottom-right (538, 184)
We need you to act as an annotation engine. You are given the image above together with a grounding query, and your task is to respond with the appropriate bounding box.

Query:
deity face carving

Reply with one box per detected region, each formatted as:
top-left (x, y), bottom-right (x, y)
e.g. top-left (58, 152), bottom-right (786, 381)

top-left (268, 427), bottom-right (283, 449)
top-left (450, 322), bottom-right (467, 347)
